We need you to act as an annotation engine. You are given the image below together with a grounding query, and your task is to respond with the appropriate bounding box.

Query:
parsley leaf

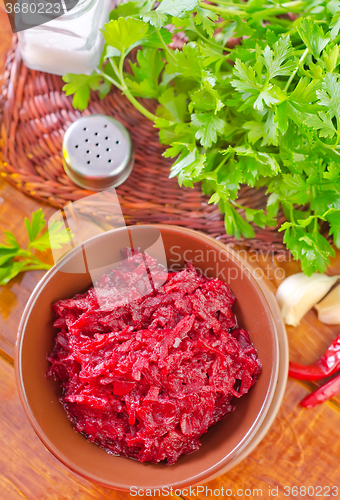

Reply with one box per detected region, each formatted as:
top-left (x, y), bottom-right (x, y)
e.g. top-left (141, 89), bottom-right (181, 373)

top-left (316, 73), bottom-right (340, 117)
top-left (0, 262), bottom-right (27, 286)
top-left (324, 162), bottom-right (340, 181)
top-left (63, 0), bottom-right (340, 274)
top-left (170, 149), bottom-right (206, 186)
top-left (330, 12), bottom-right (340, 40)
top-left (194, 6), bottom-right (219, 37)
top-left (305, 111), bottom-right (337, 138)
top-left (0, 210), bottom-right (71, 286)
top-left (223, 201), bottom-right (255, 240)
top-left (328, 211), bottom-right (340, 248)
top-left (126, 48), bottom-right (165, 98)
top-left (63, 73), bottom-right (102, 111)
top-left (24, 208), bottom-right (45, 242)
top-left (297, 17), bottom-right (330, 58)
top-left (109, 0), bottom-right (154, 20)
top-left (261, 36), bottom-right (296, 79)
top-left (143, 0), bottom-right (198, 29)
top-left (191, 112), bottom-right (226, 148)
top-left (101, 18), bottom-right (149, 55)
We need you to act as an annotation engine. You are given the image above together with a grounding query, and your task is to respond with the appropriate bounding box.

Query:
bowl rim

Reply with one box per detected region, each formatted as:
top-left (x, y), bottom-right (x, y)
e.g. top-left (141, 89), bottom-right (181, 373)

top-left (15, 224), bottom-right (282, 490)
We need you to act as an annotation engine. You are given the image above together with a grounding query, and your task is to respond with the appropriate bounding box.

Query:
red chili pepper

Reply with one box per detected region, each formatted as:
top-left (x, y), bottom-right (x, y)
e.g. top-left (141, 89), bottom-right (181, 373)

top-left (289, 334), bottom-right (340, 381)
top-left (300, 373), bottom-right (340, 408)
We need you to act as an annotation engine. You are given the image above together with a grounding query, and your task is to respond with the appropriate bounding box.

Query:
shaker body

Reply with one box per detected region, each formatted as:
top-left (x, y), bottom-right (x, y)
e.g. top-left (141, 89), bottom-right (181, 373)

top-left (18, 0), bottom-right (112, 76)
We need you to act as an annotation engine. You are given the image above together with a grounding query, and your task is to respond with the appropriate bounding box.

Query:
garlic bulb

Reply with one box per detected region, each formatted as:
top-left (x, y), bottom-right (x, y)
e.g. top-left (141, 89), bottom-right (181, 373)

top-left (276, 273), bottom-right (339, 327)
top-left (315, 285), bottom-right (340, 325)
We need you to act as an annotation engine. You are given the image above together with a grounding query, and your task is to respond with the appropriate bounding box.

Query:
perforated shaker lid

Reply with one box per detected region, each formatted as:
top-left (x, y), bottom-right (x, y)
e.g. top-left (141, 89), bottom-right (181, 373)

top-left (62, 115), bottom-right (134, 191)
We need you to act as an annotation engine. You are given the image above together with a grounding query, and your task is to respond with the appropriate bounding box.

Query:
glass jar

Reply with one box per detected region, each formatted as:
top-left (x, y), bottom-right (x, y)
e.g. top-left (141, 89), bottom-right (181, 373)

top-left (17, 0), bottom-right (113, 76)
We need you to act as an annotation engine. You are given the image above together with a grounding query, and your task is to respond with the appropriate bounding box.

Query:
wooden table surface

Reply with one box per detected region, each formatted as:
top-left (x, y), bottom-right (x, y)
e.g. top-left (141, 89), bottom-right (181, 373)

top-left (1, 7), bottom-right (340, 500)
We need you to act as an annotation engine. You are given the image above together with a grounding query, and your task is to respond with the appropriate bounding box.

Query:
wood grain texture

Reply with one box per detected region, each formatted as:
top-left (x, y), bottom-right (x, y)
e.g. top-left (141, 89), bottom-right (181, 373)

top-left (1, 7), bottom-right (340, 499)
top-left (0, 177), bottom-right (55, 361)
top-left (194, 380), bottom-right (340, 499)
top-left (0, 356), bottom-right (182, 500)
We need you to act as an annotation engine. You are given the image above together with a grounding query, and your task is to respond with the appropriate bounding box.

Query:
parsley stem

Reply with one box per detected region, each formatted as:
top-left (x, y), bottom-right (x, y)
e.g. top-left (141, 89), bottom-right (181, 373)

top-left (281, 0), bottom-right (306, 7)
top-left (206, 0), bottom-right (249, 6)
top-left (216, 155), bottom-right (229, 172)
top-left (252, 5), bottom-right (301, 20)
top-left (98, 57), bottom-right (123, 91)
top-left (155, 28), bottom-right (176, 62)
top-left (117, 54), bottom-right (157, 122)
top-left (27, 253), bottom-right (51, 266)
top-left (336, 116), bottom-right (340, 147)
top-left (198, 2), bottom-right (248, 17)
top-left (316, 137), bottom-right (340, 150)
top-left (99, 70), bottom-right (123, 92)
top-left (109, 60), bottom-right (123, 85)
top-left (192, 25), bottom-right (228, 52)
top-left (311, 188), bottom-right (318, 233)
top-left (22, 263), bottom-right (51, 272)
top-left (284, 47), bottom-right (309, 92)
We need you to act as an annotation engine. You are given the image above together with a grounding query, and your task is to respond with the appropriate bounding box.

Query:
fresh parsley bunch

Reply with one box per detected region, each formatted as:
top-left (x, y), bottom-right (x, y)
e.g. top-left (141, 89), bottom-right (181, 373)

top-left (0, 209), bottom-right (71, 285)
top-left (63, 0), bottom-right (340, 275)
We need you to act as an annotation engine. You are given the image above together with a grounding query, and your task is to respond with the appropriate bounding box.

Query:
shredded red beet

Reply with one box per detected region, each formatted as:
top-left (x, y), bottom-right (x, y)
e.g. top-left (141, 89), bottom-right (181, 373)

top-left (47, 249), bottom-right (261, 465)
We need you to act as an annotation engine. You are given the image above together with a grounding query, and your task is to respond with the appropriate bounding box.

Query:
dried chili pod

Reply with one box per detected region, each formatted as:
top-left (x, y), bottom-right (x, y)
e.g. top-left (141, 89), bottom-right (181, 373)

top-left (289, 334), bottom-right (340, 381)
top-left (300, 373), bottom-right (340, 408)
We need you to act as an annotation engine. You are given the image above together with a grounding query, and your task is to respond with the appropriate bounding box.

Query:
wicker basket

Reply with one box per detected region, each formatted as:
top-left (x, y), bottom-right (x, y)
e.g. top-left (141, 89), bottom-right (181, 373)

top-left (0, 36), bottom-right (288, 253)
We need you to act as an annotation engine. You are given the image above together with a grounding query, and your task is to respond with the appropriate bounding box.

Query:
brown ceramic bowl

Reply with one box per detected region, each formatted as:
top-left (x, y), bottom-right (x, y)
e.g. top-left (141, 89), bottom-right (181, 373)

top-left (16, 225), bottom-right (282, 491)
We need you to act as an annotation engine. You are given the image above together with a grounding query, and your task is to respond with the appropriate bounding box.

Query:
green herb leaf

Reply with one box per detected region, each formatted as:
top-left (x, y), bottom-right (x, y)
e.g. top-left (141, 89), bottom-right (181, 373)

top-left (323, 44), bottom-right (339, 72)
top-left (101, 18), bottom-right (149, 55)
top-left (24, 208), bottom-right (45, 243)
top-left (143, 0), bottom-right (198, 29)
top-left (231, 59), bottom-right (259, 95)
top-left (316, 73), bottom-right (340, 117)
top-left (266, 193), bottom-right (280, 219)
top-left (170, 149), bottom-right (206, 186)
top-left (3, 231), bottom-right (20, 249)
top-left (0, 248), bottom-right (21, 267)
top-left (191, 112), bottom-right (226, 148)
top-left (324, 162), bottom-right (340, 180)
top-left (304, 111), bottom-right (337, 138)
top-left (223, 201), bottom-right (255, 240)
top-left (44, 221), bottom-right (74, 250)
top-left (143, 27), bottom-right (173, 48)
top-left (297, 17), bottom-right (330, 58)
top-left (261, 36), bottom-right (296, 79)
top-left (62, 73), bottom-right (102, 111)
top-left (158, 87), bottom-right (188, 122)
top-left (109, 0), bottom-right (154, 20)
top-left (243, 207), bottom-right (277, 228)
top-left (330, 12), bottom-right (340, 40)
top-left (62, 0), bottom-right (340, 274)
top-left (0, 262), bottom-right (27, 286)
top-left (127, 48), bottom-right (165, 98)
top-left (283, 226), bottom-right (332, 275)
top-left (194, 6), bottom-right (219, 37)
top-left (166, 43), bottom-right (206, 82)
top-left (0, 210), bottom-right (71, 286)
top-left (327, 210), bottom-right (340, 248)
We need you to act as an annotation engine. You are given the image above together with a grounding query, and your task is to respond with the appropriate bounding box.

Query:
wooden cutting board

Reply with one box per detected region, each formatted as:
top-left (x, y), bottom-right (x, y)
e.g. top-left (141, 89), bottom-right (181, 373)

top-left (1, 5), bottom-right (340, 498)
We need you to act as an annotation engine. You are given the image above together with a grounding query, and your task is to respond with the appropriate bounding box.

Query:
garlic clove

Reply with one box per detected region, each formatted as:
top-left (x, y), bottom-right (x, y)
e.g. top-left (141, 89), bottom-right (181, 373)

top-left (276, 273), bottom-right (339, 327)
top-left (315, 284), bottom-right (340, 325)
top-left (276, 273), bottom-right (319, 326)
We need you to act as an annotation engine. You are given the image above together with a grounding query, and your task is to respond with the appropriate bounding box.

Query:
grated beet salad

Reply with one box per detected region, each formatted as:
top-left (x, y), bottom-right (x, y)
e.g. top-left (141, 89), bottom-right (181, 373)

top-left (47, 249), bottom-right (261, 465)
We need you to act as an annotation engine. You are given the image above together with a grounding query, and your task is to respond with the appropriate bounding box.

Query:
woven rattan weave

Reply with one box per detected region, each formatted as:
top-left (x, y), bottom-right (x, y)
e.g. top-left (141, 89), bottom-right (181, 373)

top-left (0, 36), bottom-right (288, 252)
